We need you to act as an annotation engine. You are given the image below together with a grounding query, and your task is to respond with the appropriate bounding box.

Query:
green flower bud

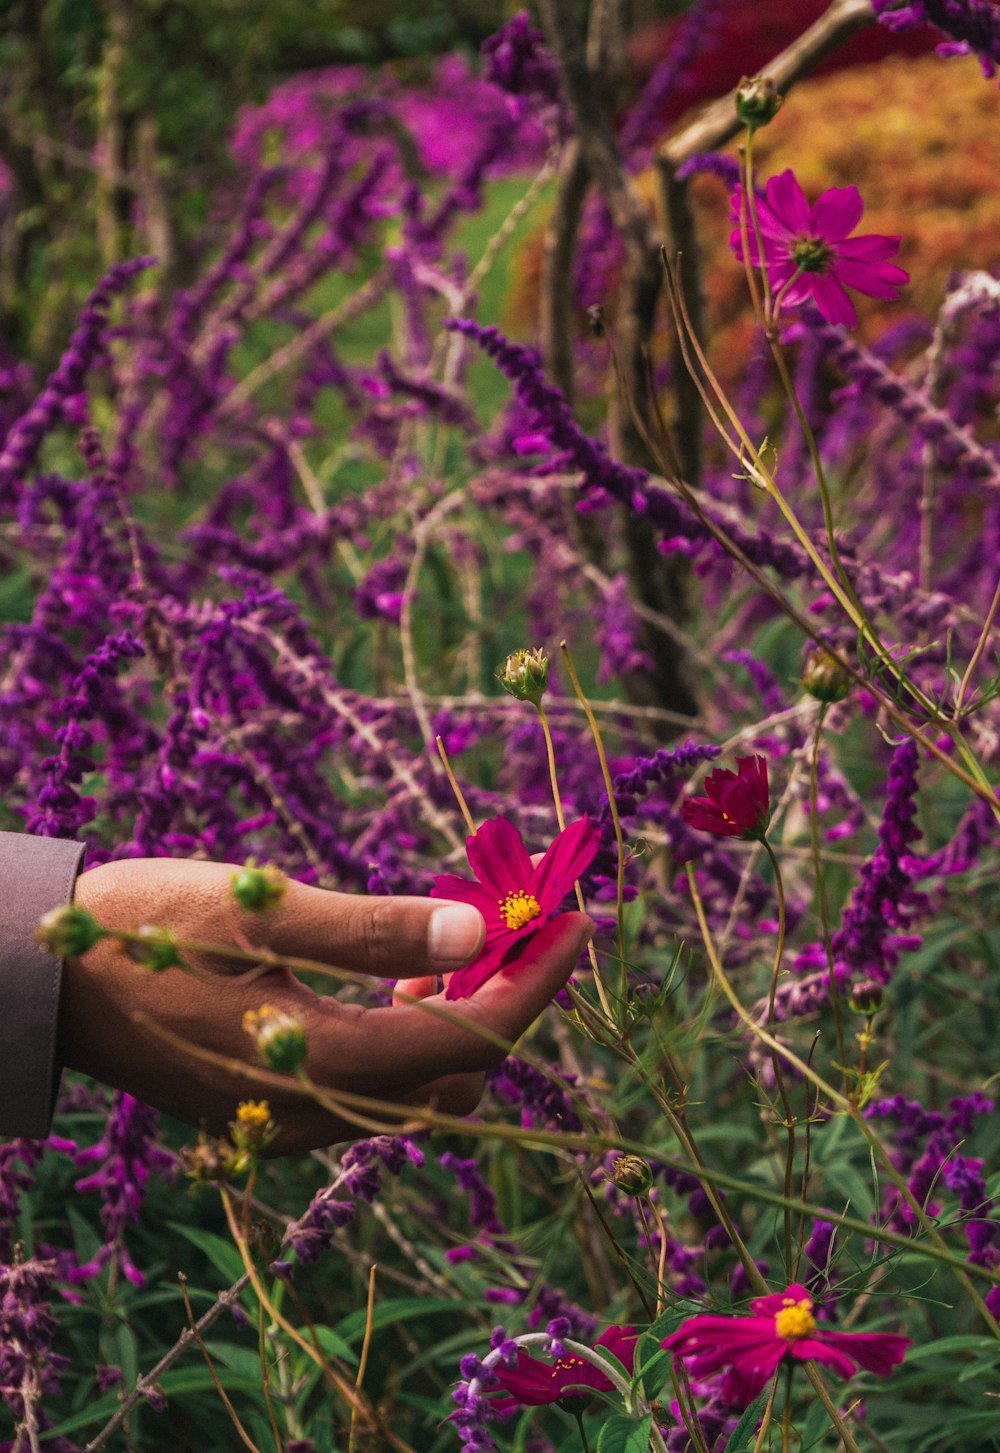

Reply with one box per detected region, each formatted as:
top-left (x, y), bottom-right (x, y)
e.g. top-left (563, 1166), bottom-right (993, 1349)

top-left (735, 75), bottom-right (783, 131)
top-left (608, 1154), bottom-right (654, 1197)
top-left (850, 979), bottom-right (884, 1016)
top-left (243, 1004), bottom-right (307, 1074)
top-left (231, 862), bottom-right (287, 912)
top-left (802, 647), bottom-right (852, 704)
top-left (34, 905), bottom-right (105, 958)
top-left (124, 925), bottom-right (184, 973)
top-left (497, 647), bottom-right (549, 705)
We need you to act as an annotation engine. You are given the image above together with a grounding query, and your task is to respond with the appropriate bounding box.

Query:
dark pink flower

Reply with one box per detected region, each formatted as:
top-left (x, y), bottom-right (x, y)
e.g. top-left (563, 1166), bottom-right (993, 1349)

top-left (430, 815), bottom-right (599, 999)
top-left (730, 169), bottom-right (908, 327)
top-left (490, 1325), bottom-right (638, 1410)
top-left (681, 755), bottom-right (771, 839)
top-left (663, 1283), bottom-right (911, 1407)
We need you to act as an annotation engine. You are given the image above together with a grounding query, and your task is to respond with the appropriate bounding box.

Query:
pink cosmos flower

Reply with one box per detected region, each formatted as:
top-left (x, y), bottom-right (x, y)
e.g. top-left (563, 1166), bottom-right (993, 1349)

top-left (662, 1284), bottom-right (911, 1407)
top-left (730, 169), bottom-right (908, 328)
top-left (430, 815), bottom-right (599, 999)
top-left (490, 1325), bottom-right (638, 1411)
top-left (681, 755), bottom-right (771, 840)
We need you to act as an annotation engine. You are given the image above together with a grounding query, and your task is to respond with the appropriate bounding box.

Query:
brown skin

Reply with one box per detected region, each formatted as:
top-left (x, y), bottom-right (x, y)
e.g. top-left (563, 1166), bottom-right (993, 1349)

top-left (62, 859), bottom-right (593, 1155)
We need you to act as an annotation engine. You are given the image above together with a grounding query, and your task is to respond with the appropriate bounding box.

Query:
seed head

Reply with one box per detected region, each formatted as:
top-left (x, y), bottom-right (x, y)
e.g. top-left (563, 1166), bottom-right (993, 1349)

top-left (123, 924), bottom-right (184, 973)
top-left (35, 905), bottom-right (105, 958)
top-left (243, 1004), bottom-right (308, 1074)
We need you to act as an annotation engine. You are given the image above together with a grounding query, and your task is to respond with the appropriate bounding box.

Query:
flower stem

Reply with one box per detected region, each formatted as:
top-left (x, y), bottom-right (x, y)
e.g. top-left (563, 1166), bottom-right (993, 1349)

top-left (571, 1407), bottom-right (592, 1453)
top-left (559, 641), bottom-right (628, 992)
top-left (752, 1370), bottom-right (781, 1453)
top-left (534, 696), bottom-right (613, 1021)
top-left (809, 705), bottom-right (848, 1067)
top-left (435, 735), bottom-right (476, 836)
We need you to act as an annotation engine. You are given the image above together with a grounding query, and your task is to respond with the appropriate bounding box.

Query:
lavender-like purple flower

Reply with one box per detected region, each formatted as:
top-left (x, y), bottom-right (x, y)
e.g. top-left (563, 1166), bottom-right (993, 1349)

top-left (872, 0), bottom-right (1000, 75)
top-left (480, 12), bottom-right (563, 112)
top-left (0, 258), bottom-right (154, 497)
top-left (68, 1093), bottom-right (176, 1288)
top-left (830, 739), bottom-right (924, 987)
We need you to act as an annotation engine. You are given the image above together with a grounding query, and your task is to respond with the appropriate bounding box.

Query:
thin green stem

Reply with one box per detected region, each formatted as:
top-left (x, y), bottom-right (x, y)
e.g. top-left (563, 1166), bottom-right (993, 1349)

top-left (809, 705), bottom-right (848, 1067)
top-left (752, 1371), bottom-right (781, 1453)
top-left (559, 641), bottom-right (628, 991)
top-left (804, 1364), bottom-right (862, 1453)
top-left (139, 1014), bottom-right (1000, 1289)
top-left (762, 836), bottom-right (795, 1279)
top-left (685, 865), bottom-right (1000, 1338)
top-left (535, 697), bottom-right (613, 1020)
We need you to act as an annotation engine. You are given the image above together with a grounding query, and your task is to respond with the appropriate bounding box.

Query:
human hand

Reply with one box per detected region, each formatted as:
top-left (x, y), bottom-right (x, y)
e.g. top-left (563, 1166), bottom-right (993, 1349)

top-left (62, 859), bottom-right (593, 1154)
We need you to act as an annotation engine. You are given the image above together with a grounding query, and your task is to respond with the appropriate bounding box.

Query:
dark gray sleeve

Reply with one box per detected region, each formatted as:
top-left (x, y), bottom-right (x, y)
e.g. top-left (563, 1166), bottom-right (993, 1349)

top-left (0, 831), bottom-right (86, 1138)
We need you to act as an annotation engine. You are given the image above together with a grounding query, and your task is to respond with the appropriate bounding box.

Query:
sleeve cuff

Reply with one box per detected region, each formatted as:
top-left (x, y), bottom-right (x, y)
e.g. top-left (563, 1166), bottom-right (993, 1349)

top-left (0, 832), bottom-right (86, 1138)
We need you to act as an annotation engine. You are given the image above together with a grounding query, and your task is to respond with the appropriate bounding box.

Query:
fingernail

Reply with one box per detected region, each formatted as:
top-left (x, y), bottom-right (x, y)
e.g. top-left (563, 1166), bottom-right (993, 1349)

top-left (428, 903), bottom-right (485, 966)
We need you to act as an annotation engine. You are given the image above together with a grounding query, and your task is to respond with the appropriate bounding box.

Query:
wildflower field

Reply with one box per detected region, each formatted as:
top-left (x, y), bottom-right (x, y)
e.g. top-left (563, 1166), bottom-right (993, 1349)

top-left (4, 1), bottom-right (1000, 1449)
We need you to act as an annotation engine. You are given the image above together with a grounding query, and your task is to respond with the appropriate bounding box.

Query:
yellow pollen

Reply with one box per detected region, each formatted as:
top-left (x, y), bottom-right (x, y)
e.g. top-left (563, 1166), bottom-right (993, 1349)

top-left (774, 1298), bottom-right (816, 1341)
top-left (499, 890), bottom-right (542, 931)
top-left (236, 1099), bottom-right (271, 1129)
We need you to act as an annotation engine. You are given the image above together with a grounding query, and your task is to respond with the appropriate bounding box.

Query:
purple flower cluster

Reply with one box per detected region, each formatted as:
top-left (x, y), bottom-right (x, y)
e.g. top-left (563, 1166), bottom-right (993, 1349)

top-left (67, 1093), bottom-right (176, 1288)
top-left (279, 1136), bottom-right (424, 1269)
top-left (872, 0), bottom-right (1000, 74)
top-left (867, 1092), bottom-right (1000, 1311)
top-left (0, 258), bottom-right (153, 498)
top-left (0, 1255), bottom-right (79, 1451)
top-left (830, 739), bottom-right (924, 987)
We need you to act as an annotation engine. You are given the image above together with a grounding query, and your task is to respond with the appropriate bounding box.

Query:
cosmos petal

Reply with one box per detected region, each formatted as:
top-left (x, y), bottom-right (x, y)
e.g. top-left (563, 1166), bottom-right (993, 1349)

top-left (765, 169), bottom-right (811, 234)
top-left (532, 815), bottom-right (600, 907)
top-left (809, 273), bottom-right (858, 328)
top-left (466, 816), bottom-right (535, 899)
top-left (809, 185), bottom-right (864, 241)
top-left (834, 259), bottom-right (908, 298)
top-left (836, 233), bottom-right (903, 262)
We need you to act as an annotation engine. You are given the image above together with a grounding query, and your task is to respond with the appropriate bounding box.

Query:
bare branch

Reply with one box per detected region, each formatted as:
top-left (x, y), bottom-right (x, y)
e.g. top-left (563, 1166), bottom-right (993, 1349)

top-left (660, 0), bottom-right (875, 169)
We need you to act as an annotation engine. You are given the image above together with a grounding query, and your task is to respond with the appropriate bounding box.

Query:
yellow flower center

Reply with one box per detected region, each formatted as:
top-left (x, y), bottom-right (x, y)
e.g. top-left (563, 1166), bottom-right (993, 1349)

top-left (774, 1297), bottom-right (816, 1341)
top-left (499, 890), bottom-right (542, 931)
top-left (236, 1099), bottom-right (271, 1130)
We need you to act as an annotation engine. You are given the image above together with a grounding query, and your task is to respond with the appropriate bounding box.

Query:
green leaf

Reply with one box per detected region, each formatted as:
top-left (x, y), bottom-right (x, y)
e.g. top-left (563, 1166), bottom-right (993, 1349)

top-left (333, 1295), bottom-right (481, 1343)
top-left (722, 1387), bottom-right (772, 1452)
top-left (597, 1412), bottom-right (653, 1453)
top-left (167, 1220), bottom-right (245, 1283)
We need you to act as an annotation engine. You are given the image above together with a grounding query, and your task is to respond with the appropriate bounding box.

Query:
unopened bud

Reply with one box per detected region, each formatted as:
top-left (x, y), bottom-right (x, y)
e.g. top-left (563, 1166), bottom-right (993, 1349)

top-left (35, 905), bottom-right (105, 958)
top-left (243, 1004), bottom-right (307, 1074)
top-left (851, 980), bottom-right (884, 1016)
top-left (735, 75), bottom-right (783, 131)
top-left (608, 1154), bottom-right (654, 1197)
top-left (802, 647), bottom-right (851, 704)
top-left (497, 647), bottom-right (549, 705)
top-left (123, 924), bottom-right (184, 973)
top-left (231, 862), bottom-right (287, 911)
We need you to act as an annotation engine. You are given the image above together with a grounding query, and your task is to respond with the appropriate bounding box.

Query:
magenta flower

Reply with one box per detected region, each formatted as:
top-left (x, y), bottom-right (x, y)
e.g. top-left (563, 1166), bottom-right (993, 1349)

top-left (663, 1284), bottom-right (911, 1407)
top-left (730, 169), bottom-right (908, 328)
top-left (681, 755), bottom-right (771, 840)
top-left (430, 815), bottom-right (599, 1000)
top-left (490, 1325), bottom-right (638, 1411)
